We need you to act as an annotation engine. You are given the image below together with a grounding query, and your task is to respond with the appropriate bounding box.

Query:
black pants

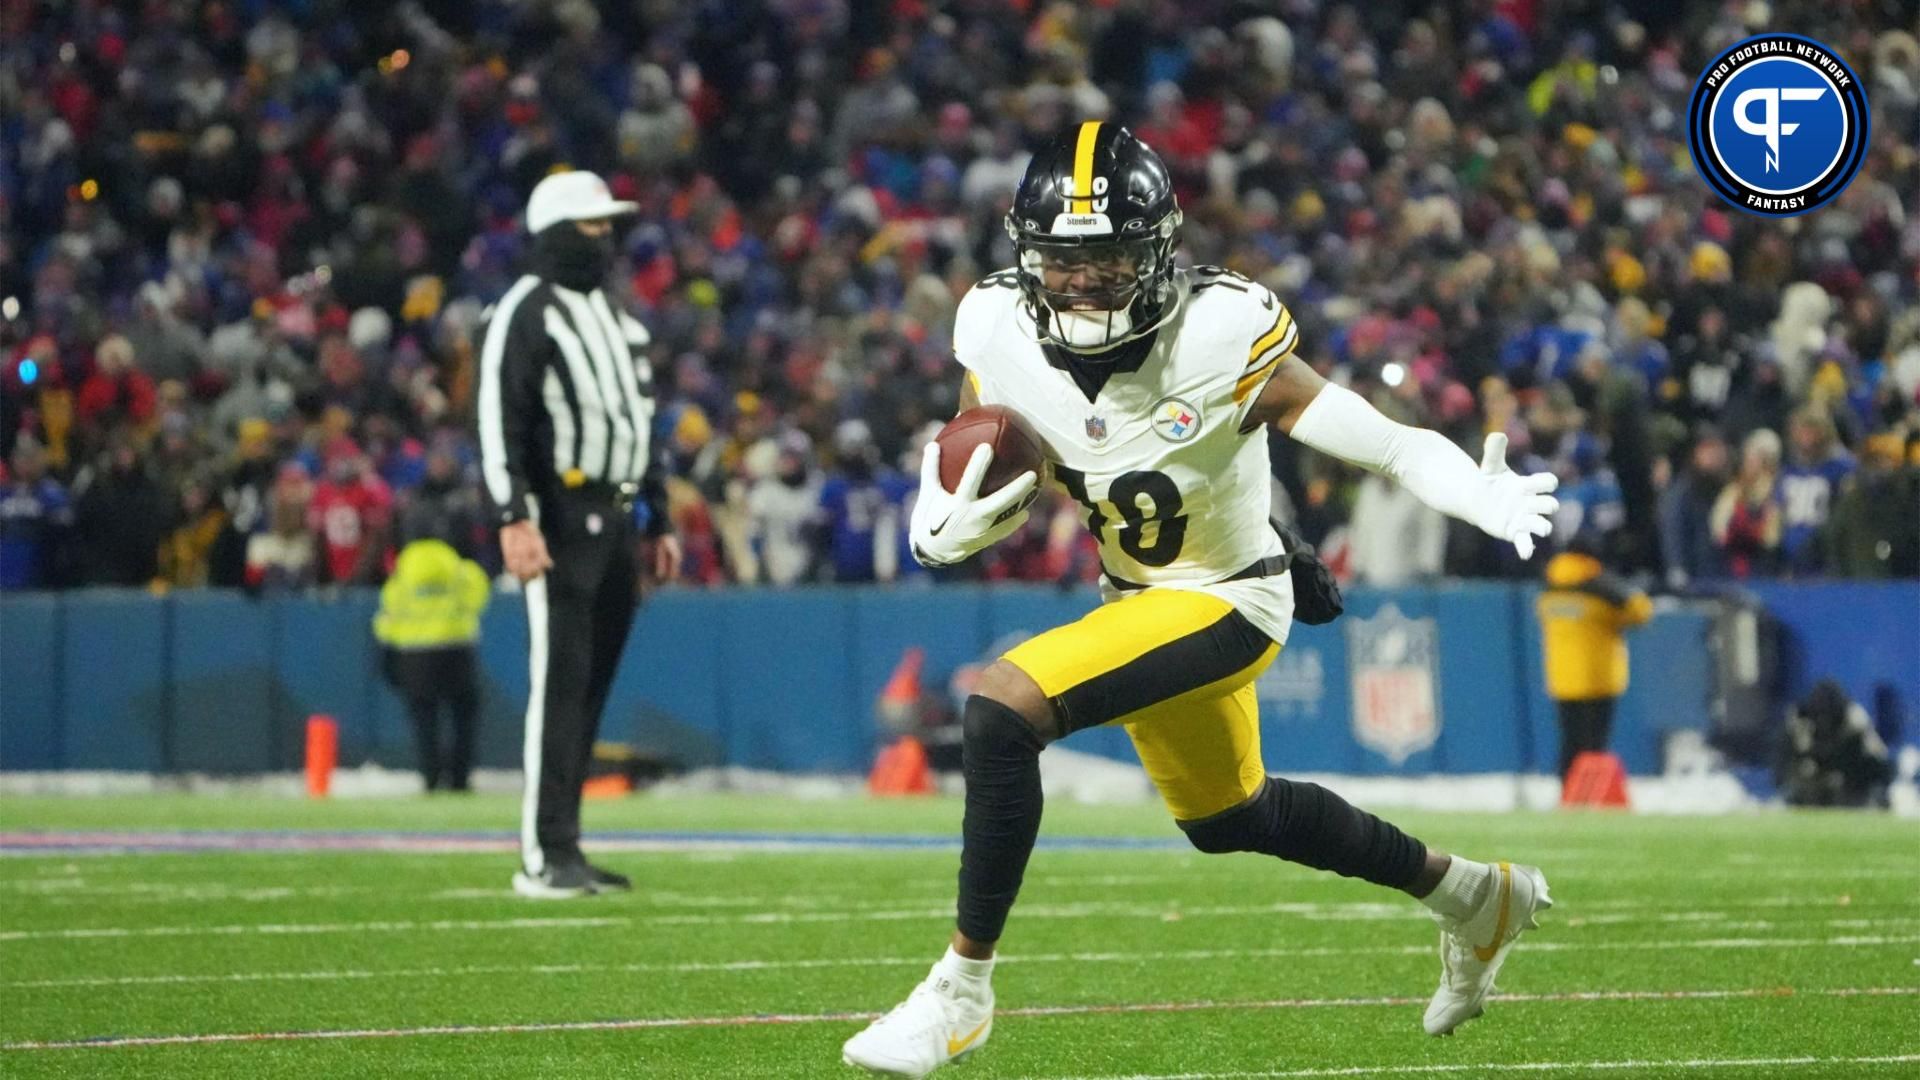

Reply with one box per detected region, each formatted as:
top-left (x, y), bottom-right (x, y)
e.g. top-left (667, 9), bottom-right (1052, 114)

top-left (1556, 697), bottom-right (1616, 780)
top-left (392, 647), bottom-right (479, 791)
top-left (521, 491), bottom-right (638, 873)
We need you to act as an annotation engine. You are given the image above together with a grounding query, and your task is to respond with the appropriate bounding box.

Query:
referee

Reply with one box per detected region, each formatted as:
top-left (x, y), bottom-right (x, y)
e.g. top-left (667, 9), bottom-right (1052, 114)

top-left (479, 170), bottom-right (682, 898)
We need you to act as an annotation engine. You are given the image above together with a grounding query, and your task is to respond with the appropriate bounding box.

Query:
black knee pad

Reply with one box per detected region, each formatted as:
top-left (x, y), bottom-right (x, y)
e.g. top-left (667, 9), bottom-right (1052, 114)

top-left (1178, 777), bottom-right (1428, 889)
top-left (962, 695), bottom-right (1045, 758)
top-left (1180, 784), bottom-right (1271, 855)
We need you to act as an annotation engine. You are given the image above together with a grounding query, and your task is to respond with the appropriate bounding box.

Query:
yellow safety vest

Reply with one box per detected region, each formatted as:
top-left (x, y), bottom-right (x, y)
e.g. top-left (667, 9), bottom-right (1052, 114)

top-left (373, 540), bottom-right (491, 649)
top-left (1536, 552), bottom-right (1652, 701)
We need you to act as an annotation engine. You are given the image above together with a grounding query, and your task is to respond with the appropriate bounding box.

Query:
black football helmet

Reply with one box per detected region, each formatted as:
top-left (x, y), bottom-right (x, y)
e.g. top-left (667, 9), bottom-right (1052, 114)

top-left (1007, 122), bottom-right (1183, 355)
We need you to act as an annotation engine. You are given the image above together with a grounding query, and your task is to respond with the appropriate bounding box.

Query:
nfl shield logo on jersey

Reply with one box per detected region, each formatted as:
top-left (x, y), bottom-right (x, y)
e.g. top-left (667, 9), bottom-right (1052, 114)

top-left (1085, 415), bottom-right (1108, 443)
top-left (1344, 604), bottom-right (1442, 766)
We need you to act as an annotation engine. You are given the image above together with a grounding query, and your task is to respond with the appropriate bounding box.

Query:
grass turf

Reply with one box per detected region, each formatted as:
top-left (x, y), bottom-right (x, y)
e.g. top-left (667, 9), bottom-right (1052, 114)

top-left (0, 793), bottom-right (1916, 1078)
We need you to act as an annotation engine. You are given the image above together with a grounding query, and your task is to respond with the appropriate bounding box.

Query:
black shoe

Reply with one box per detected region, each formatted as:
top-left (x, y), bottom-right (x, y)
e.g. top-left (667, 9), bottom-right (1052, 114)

top-left (583, 861), bottom-right (631, 892)
top-left (511, 860), bottom-right (597, 899)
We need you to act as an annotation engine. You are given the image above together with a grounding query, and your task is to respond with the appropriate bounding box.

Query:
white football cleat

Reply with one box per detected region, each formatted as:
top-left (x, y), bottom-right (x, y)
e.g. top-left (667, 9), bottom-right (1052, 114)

top-left (842, 963), bottom-right (994, 1078)
top-left (1424, 861), bottom-right (1551, 1036)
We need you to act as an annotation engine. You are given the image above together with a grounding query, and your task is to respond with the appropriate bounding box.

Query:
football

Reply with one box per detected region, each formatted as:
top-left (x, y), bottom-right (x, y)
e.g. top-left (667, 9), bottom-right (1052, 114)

top-left (935, 404), bottom-right (1052, 499)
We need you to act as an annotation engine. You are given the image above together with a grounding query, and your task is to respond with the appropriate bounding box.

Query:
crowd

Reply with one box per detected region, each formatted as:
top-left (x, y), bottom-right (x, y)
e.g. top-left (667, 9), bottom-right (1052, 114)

top-left (2, 0), bottom-right (1917, 595)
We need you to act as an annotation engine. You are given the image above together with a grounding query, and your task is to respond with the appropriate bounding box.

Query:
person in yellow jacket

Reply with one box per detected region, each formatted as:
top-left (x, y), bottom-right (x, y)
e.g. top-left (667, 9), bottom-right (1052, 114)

top-left (1536, 535), bottom-right (1652, 783)
top-left (375, 539), bottom-right (491, 792)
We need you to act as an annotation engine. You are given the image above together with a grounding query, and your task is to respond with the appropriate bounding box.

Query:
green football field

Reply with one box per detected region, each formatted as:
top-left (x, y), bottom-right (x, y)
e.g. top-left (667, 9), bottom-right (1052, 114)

top-left (1, 793), bottom-right (1916, 1078)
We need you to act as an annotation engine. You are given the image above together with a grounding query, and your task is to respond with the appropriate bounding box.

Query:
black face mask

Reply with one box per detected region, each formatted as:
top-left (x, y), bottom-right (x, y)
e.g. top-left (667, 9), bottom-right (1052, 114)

top-left (535, 224), bottom-right (615, 291)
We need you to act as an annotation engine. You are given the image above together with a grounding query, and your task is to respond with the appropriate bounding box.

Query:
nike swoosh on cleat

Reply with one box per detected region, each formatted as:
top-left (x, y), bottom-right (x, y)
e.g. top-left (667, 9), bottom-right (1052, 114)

top-left (946, 1019), bottom-right (988, 1057)
top-left (927, 513), bottom-right (953, 537)
top-left (1473, 861), bottom-right (1514, 963)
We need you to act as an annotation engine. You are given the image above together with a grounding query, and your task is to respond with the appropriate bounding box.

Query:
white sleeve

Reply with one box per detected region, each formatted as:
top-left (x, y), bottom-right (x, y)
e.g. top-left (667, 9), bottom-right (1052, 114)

top-left (1289, 382), bottom-right (1488, 526)
top-left (951, 281), bottom-right (997, 368)
top-left (1231, 288), bottom-right (1299, 431)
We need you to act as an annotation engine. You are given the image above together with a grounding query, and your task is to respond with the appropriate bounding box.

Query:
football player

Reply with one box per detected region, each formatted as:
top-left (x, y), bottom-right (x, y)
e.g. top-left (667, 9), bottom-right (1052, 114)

top-left (842, 123), bottom-right (1558, 1077)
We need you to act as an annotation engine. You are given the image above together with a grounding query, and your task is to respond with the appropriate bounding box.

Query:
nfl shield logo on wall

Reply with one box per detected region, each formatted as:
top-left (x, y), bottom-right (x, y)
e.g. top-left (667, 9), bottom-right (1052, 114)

top-left (1344, 604), bottom-right (1442, 766)
top-left (1085, 415), bottom-right (1108, 443)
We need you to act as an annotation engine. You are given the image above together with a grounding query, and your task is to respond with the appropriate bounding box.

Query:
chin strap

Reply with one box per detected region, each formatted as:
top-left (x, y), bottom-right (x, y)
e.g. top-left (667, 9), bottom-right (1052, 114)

top-left (1018, 278), bottom-right (1184, 356)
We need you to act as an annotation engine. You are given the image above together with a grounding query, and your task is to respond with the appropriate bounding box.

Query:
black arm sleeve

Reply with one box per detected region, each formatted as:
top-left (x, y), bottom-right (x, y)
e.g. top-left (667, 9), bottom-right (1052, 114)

top-left (638, 442), bottom-right (671, 539)
top-left (476, 293), bottom-right (549, 526)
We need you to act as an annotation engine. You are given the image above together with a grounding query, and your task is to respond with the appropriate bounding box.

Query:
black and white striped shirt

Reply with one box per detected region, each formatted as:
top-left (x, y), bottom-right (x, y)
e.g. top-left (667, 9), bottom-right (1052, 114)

top-left (476, 275), bottom-right (658, 526)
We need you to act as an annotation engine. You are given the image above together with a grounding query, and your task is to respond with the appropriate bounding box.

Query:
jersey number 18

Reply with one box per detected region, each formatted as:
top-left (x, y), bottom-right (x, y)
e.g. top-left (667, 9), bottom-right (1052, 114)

top-left (1057, 466), bottom-right (1188, 567)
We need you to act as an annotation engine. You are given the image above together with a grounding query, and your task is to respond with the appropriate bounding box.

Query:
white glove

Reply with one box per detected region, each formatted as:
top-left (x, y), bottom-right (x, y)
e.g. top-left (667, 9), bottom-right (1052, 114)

top-left (908, 442), bottom-right (1039, 568)
top-left (1290, 384), bottom-right (1559, 560)
top-left (1474, 432), bottom-right (1559, 560)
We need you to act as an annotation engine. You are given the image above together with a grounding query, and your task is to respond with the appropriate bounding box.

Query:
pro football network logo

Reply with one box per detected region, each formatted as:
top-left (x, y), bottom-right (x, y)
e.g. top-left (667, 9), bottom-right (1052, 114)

top-left (1150, 396), bottom-right (1201, 443)
top-left (1688, 34), bottom-right (1868, 217)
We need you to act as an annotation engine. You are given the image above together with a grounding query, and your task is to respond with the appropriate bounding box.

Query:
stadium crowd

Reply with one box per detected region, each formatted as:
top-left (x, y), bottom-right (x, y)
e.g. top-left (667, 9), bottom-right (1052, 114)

top-left (2, 0), bottom-right (1917, 594)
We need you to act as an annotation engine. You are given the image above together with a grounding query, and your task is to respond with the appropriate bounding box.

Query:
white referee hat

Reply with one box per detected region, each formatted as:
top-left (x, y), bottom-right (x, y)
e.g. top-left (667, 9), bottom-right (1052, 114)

top-left (525, 170), bottom-right (638, 234)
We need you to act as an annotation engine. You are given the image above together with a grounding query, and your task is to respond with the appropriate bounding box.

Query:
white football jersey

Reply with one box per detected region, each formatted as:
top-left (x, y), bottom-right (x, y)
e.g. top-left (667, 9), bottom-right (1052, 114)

top-left (955, 266), bottom-right (1301, 643)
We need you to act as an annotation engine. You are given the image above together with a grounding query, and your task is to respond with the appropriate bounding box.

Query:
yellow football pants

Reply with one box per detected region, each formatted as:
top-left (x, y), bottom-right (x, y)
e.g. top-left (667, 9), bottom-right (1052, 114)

top-left (1002, 589), bottom-right (1279, 822)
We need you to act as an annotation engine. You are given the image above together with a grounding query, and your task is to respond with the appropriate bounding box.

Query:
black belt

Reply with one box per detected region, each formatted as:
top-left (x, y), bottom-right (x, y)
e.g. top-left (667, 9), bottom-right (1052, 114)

top-left (1105, 552), bottom-right (1293, 592)
top-left (555, 478), bottom-right (639, 512)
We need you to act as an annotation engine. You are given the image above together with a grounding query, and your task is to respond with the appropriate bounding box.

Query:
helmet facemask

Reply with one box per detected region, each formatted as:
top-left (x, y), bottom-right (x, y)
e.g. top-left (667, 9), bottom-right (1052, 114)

top-left (1010, 212), bottom-right (1182, 356)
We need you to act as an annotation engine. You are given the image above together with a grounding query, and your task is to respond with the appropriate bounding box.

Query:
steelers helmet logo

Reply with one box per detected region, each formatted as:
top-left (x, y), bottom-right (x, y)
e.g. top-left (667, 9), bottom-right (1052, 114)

top-left (1150, 396), bottom-right (1201, 443)
top-left (1688, 34), bottom-right (1868, 217)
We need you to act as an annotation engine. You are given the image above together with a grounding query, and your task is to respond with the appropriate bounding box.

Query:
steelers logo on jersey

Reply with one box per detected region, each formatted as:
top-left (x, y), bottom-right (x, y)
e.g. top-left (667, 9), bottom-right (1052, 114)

top-left (1151, 396), bottom-right (1202, 443)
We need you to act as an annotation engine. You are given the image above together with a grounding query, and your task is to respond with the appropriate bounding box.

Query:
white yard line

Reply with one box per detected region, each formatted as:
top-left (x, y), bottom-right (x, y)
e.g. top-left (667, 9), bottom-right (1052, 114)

top-left (0, 916), bottom-right (625, 942)
top-left (1057, 1054), bottom-right (1920, 1079)
top-left (1560, 868), bottom-right (1920, 881)
top-left (0, 880), bottom-right (368, 899)
top-left (7, 877), bottom-right (1916, 930)
top-left (1573, 894), bottom-right (1893, 910)
top-left (8, 898), bottom-right (1917, 941)
top-left (2, 986), bottom-right (1914, 1051)
top-left (0, 901), bottom-right (1412, 940)
top-left (632, 902), bottom-right (1920, 929)
top-left (11, 935), bottom-right (1919, 990)
top-left (1564, 914), bottom-right (1920, 930)
top-left (6, 875), bottom-right (1910, 916)
top-left (7, 835), bottom-right (1913, 880)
